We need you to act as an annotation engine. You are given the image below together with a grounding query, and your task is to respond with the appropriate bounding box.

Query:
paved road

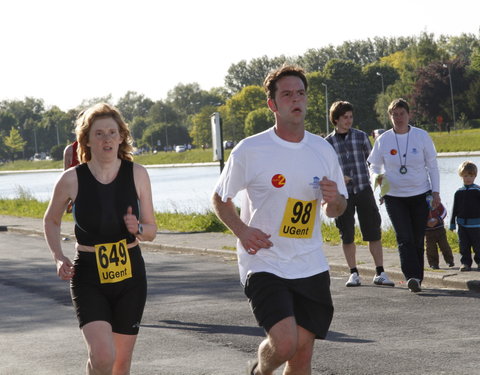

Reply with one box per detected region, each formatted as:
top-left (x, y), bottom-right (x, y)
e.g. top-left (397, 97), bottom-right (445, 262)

top-left (1, 231), bottom-right (480, 375)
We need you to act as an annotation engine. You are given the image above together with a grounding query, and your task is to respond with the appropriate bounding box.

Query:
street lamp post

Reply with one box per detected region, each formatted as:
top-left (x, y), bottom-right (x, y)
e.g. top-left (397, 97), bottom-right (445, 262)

top-left (33, 128), bottom-right (38, 154)
top-left (164, 110), bottom-right (168, 151)
top-left (443, 63), bottom-right (456, 130)
top-left (55, 124), bottom-right (60, 146)
top-left (321, 83), bottom-right (329, 134)
top-left (376, 72), bottom-right (387, 129)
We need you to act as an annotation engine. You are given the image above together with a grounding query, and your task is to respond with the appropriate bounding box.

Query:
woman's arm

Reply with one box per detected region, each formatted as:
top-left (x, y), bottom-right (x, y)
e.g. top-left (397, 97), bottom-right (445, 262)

top-left (128, 163), bottom-right (157, 242)
top-left (43, 170), bottom-right (76, 280)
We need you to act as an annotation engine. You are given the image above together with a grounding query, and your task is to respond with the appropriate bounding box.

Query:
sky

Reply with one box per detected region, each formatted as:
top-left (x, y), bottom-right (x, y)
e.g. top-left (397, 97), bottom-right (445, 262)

top-left (1, 0), bottom-right (479, 111)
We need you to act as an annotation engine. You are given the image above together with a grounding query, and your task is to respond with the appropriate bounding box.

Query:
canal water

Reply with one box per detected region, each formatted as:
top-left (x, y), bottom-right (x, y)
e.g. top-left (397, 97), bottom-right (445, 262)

top-left (1, 156), bottom-right (479, 228)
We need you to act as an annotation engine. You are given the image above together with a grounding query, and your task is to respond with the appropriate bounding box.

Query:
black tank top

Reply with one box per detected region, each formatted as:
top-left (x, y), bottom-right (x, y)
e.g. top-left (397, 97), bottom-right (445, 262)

top-left (73, 159), bottom-right (139, 246)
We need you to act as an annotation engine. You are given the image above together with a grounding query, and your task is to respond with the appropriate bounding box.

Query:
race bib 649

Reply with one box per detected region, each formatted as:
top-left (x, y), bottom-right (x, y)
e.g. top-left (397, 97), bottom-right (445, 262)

top-left (94, 239), bottom-right (132, 284)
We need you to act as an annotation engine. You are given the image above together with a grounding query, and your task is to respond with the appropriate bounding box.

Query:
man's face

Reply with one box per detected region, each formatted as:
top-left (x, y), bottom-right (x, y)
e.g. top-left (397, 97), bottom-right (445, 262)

top-left (268, 75), bottom-right (307, 124)
top-left (335, 111), bottom-right (353, 133)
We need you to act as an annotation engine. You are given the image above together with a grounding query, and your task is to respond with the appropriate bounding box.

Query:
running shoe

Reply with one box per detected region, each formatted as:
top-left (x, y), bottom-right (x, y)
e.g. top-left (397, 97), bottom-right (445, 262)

top-left (460, 264), bottom-right (471, 272)
top-left (407, 278), bottom-right (422, 293)
top-left (373, 272), bottom-right (395, 287)
top-left (346, 272), bottom-right (361, 287)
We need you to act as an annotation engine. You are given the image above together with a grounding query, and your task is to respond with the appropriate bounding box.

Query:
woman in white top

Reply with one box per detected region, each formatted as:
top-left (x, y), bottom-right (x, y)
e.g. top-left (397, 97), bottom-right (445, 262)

top-left (367, 98), bottom-right (441, 293)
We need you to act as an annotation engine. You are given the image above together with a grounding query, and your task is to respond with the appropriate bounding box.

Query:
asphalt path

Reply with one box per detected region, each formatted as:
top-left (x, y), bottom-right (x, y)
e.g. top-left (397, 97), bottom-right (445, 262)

top-left (1, 231), bottom-right (480, 375)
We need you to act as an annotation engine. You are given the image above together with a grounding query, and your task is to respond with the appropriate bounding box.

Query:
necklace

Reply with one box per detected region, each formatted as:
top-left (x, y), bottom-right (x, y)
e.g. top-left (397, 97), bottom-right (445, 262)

top-left (393, 126), bottom-right (410, 174)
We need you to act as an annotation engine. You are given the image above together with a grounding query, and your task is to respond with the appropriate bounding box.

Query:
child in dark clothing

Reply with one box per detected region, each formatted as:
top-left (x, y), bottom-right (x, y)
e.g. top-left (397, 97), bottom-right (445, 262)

top-left (425, 202), bottom-right (454, 269)
top-left (450, 161), bottom-right (480, 271)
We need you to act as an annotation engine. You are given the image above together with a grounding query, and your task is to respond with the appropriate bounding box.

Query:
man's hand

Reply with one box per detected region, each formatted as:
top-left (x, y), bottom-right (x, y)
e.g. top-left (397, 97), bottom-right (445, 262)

top-left (320, 177), bottom-right (347, 218)
top-left (237, 226), bottom-right (273, 255)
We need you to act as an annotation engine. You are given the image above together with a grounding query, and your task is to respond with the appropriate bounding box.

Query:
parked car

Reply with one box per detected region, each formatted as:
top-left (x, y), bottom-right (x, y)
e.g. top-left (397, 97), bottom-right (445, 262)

top-left (175, 145), bottom-right (186, 153)
top-left (223, 140), bottom-right (234, 149)
top-left (372, 129), bottom-right (386, 140)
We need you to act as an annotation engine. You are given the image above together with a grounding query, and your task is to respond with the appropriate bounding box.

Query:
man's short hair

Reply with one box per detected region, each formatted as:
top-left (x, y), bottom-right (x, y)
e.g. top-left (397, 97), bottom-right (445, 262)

top-left (388, 98), bottom-right (410, 115)
top-left (329, 101), bottom-right (354, 125)
top-left (263, 65), bottom-right (308, 100)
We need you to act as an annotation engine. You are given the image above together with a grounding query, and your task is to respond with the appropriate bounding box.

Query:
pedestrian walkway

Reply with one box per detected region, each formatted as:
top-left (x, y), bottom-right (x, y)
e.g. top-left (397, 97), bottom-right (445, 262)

top-left (2, 214), bottom-right (480, 292)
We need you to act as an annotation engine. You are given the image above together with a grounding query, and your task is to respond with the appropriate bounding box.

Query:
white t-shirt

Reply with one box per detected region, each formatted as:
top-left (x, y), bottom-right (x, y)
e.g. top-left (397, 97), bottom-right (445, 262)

top-left (367, 126), bottom-right (440, 197)
top-left (214, 127), bottom-right (347, 285)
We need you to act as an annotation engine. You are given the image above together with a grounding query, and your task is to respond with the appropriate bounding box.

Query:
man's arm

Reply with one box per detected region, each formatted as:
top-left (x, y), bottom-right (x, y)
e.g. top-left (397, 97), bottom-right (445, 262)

top-left (212, 193), bottom-right (272, 254)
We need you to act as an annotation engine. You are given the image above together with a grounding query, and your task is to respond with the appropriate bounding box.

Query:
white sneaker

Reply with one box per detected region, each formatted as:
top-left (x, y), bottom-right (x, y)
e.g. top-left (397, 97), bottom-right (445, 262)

top-left (373, 272), bottom-right (395, 287)
top-left (346, 272), bottom-right (361, 287)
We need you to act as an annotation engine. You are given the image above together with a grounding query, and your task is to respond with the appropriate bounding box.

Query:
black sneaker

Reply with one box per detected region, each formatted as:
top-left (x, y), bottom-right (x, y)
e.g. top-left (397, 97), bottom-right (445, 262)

top-left (460, 264), bottom-right (472, 272)
top-left (407, 278), bottom-right (422, 293)
top-left (448, 262), bottom-right (455, 267)
top-left (431, 265), bottom-right (440, 270)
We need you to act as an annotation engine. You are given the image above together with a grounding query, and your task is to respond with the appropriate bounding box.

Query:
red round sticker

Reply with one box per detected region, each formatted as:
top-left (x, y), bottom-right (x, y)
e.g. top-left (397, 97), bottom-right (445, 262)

top-left (271, 174), bottom-right (286, 188)
top-left (390, 149), bottom-right (398, 155)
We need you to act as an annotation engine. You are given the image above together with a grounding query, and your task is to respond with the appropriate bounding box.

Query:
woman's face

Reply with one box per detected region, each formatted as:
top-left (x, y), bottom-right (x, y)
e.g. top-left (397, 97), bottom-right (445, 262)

top-left (390, 107), bottom-right (410, 129)
top-left (87, 117), bottom-right (123, 159)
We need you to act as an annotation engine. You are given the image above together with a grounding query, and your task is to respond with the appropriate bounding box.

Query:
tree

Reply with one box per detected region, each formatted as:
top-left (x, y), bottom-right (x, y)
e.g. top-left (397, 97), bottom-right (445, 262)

top-left (129, 117), bottom-right (149, 146)
top-left (244, 108), bottom-right (274, 137)
top-left (223, 85), bottom-right (265, 141)
top-left (298, 46), bottom-right (339, 73)
top-left (4, 127), bottom-right (26, 161)
top-left (189, 105), bottom-right (218, 147)
top-left (469, 47), bottom-right (480, 72)
top-left (116, 91), bottom-right (154, 123)
top-left (0, 111), bottom-right (17, 134)
top-left (224, 55), bottom-right (291, 94)
top-left (142, 123), bottom-right (190, 151)
top-left (79, 95), bottom-right (113, 109)
top-left (305, 71), bottom-right (327, 134)
top-left (363, 64), bottom-right (400, 129)
top-left (40, 106), bottom-right (75, 154)
top-left (438, 33), bottom-right (480, 62)
top-left (411, 59), bottom-right (469, 126)
top-left (147, 101), bottom-right (180, 126)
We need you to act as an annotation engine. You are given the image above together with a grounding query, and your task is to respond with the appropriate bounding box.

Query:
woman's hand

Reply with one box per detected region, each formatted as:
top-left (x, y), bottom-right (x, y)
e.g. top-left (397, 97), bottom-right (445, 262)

top-left (56, 256), bottom-right (74, 281)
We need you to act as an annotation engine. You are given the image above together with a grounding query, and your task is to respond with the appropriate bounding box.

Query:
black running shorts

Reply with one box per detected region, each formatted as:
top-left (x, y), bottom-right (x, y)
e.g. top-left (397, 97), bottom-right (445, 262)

top-left (244, 271), bottom-right (333, 339)
top-left (70, 245), bottom-right (147, 335)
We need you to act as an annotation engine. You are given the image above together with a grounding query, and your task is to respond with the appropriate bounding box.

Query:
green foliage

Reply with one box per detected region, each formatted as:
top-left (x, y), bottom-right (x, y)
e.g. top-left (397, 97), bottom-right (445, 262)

top-left (50, 144), bottom-right (65, 161)
top-left (244, 108), bottom-right (274, 137)
top-left (430, 129), bottom-right (480, 152)
top-left (189, 105), bottom-right (220, 147)
top-left (154, 210), bottom-right (228, 232)
top-left (4, 127), bottom-right (26, 160)
top-left (1, 32), bottom-right (480, 161)
top-left (0, 189), bottom-right (50, 218)
top-left (0, 191), bottom-right (463, 251)
top-left (224, 55), bottom-right (292, 94)
top-left (223, 85), bottom-right (265, 142)
top-left (0, 194), bottom-right (228, 233)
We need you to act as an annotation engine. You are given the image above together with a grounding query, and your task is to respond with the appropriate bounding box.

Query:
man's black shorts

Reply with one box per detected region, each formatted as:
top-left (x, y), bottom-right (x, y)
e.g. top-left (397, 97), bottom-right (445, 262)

top-left (335, 186), bottom-right (381, 244)
top-left (244, 271), bottom-right (333, 339)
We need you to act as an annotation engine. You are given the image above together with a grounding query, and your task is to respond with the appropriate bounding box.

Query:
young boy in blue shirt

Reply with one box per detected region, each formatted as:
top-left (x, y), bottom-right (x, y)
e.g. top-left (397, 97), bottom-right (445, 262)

top-left (450, 161), bottom-right (480, 271)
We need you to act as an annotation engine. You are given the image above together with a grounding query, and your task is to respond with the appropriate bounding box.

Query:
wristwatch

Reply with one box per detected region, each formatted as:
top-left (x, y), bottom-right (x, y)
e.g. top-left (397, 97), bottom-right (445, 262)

top-left (136, 223), bottom-right (143, 235)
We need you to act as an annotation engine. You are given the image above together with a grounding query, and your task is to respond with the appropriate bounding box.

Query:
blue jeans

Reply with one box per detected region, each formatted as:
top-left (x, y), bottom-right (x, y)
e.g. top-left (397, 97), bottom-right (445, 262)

top-left (384, 193), bottom-right (429, 281)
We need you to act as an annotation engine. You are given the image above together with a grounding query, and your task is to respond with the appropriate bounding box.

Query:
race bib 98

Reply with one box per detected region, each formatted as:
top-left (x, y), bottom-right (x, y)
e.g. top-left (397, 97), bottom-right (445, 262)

top-left (94, 239), bottom-right (132, 284)
top-left (279, 198), bottom-right (317, 239)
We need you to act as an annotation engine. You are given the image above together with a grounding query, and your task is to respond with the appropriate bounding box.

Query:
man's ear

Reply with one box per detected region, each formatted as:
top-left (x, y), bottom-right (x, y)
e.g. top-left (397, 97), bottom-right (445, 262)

top-left (267, 98), bottom-right (277, 112)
